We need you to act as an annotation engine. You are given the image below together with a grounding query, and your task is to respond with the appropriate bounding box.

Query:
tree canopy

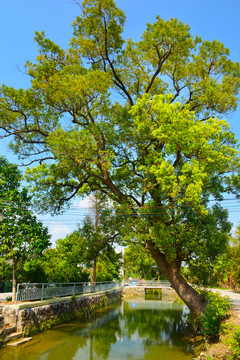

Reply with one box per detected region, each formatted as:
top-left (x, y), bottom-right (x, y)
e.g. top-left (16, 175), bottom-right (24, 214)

top-left (0, 0), bottom-right (240, 313)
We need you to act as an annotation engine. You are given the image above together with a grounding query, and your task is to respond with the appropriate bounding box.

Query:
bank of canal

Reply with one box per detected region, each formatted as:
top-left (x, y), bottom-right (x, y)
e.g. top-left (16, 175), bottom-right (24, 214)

top-left (0, 297), bottom-right (199, 360)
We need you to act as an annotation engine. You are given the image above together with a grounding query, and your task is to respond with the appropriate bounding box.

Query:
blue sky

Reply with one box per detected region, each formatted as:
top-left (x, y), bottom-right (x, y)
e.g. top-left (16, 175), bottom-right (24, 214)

top-left (1, 0), bottom-right (240, 244)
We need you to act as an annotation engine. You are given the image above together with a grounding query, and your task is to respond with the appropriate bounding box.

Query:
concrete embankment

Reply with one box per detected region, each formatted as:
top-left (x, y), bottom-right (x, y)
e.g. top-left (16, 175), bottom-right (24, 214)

top-left (123, 285), bottom-right (180, 301)
top-left (0, 287), bottom-right (122, 345)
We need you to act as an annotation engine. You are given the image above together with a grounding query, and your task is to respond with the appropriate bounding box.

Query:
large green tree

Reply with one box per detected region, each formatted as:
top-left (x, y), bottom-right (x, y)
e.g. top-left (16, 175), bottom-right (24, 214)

top-left (0, 156), bottom-right (51, 300)
top-left (0, 0), bottom-right (240, 313)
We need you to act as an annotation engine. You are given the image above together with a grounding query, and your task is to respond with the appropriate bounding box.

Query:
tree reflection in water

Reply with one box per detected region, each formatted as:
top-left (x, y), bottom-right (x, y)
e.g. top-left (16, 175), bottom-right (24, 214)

top-left (123, 301), bottom-right (190, 350)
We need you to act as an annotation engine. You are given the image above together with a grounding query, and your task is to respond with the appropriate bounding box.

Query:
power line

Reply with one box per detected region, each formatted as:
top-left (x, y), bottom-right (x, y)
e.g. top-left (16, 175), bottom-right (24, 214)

top-left (0, 197), bottom-right (239, 207)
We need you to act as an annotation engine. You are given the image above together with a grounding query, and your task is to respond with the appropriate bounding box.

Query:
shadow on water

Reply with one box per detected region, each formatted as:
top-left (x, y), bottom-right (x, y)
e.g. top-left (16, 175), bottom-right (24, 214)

top-left (0, 298), bottom-right (198, 360)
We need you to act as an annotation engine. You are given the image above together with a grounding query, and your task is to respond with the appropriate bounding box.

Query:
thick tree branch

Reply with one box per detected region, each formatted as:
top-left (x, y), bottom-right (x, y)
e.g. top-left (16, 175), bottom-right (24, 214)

top-left (145, 45), bottom-right (173, 94)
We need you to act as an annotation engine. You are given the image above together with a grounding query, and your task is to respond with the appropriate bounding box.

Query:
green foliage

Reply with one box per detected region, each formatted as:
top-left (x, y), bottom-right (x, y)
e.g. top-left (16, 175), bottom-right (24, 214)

top-left (0, 156), bottom-right (51, 294)
top-left (16, 249), bottom-right (89, 284)
top-left (14, 195), bottom-right (121, 284)
top-left (55, 225), bottom-right (121, 283)
top-left (124, 244), bottom-right (162, 280)
top-left (61, 193), bottom-right (122, 282)
top-left (199, 292), bottom-right (230, 336)
top-left (226, 225), bottom-right (240, 288)
top-left (183, 223), bottom-right (240, 289)
top-left (182, 258), bottom-right (227, 288)
top-left (0, 262), bottom-right (12, 283)
top-left (39, 248), bottom-right (89, 283)
top-left (226, 325), bottom-right (240, 359)
top-left (95, 250), bottom-right (122, 282)
top-left (17, 259), bottom-right (47, 283)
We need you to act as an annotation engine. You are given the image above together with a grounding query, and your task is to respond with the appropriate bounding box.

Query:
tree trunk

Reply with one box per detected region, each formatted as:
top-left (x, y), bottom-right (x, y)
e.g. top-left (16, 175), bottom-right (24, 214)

top-left (92, 257), bottom-right (97, 285)
top-left (12, 258), bottom-right (16, 302)
top-left (147, 242), bottom-right (207, 314)
top-left (141, 267), bottom-right (146, 278)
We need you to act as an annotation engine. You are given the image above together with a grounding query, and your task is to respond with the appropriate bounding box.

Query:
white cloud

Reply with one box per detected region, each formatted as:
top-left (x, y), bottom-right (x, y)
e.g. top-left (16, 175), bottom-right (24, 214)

top-left (72, 196), bottom-right (93, 209)
top-left (72, 194), bottom-right (114, 210)
top-left (50, 222), bottom-right (72, 247)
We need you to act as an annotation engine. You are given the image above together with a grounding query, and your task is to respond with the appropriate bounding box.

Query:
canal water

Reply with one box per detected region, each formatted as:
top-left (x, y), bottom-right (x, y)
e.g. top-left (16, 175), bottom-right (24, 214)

top-left (0, 297), bottom-right (198, 360)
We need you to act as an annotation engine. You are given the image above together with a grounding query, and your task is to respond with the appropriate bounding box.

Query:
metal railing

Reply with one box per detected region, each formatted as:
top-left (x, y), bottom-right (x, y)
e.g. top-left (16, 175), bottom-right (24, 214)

top-left (15, 281), bottom-right (121, 304)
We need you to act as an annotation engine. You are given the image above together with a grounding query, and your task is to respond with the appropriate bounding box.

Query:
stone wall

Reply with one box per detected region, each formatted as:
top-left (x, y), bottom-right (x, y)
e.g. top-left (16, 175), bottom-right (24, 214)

top-left (122, 286), bottom-right (145, 297)
top-left (2, 288), bottom-right (122, 337)
top-left (0, 316), bottom-right (4, 336)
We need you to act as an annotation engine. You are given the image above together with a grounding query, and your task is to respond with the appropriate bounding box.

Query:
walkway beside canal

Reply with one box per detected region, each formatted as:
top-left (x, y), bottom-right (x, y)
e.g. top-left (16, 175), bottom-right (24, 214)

top-left (0, 293), bottom-right (12, 302)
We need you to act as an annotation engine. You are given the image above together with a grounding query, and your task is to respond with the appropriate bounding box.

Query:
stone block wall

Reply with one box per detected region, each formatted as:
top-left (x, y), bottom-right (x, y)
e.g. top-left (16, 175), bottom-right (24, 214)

top-left (0, 316), bottom-right (4, 336)
top-left (2, 288), bottom-right (122, 337)
top-left (2, 307), bottom-right (17, 328)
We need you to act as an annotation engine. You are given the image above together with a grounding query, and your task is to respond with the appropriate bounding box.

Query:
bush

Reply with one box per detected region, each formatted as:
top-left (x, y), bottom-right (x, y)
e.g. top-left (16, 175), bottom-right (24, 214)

top-left (226, 325), bottom-right (240, 359)
top-left (199, 292), bottom-right (230, 336)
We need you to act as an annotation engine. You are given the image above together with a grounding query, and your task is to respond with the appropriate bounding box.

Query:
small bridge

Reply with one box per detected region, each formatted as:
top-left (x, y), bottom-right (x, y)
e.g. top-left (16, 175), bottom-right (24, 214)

top-left (123, 280), bottom-right (171, 293)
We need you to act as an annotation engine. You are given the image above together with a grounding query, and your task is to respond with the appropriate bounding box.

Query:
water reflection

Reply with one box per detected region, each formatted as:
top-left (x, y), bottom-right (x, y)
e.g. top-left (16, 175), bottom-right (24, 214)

top-left (1, 300), bottom-right (195, 360)
top-left (123, 301), bottom-right (191, 355)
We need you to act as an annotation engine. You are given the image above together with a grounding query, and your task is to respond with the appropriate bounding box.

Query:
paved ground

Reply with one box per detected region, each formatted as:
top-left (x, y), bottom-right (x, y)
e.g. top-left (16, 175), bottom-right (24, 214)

top-left (0, 293), bottom-right (12, 302)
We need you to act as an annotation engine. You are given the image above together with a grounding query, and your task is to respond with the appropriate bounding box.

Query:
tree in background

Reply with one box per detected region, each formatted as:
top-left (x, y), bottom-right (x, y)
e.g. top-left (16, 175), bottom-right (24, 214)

top-left (31, 192), bottom-right (121, 283)
top-left (0, 156), bottom-right (51, 300)
top-left (124, 244), bottom-right (161, 280)
top-left (210, 226), bottom-right (240, 289)
top-left (5, 246), bottom-right (90, 285)
top-left (0, 0), bottom-right (240, 313)
top-left (0, 192), bottom-right (121, 285)
top-left (38, 246), bottom-right (89, 283)
top-left (227, 224), bottom-right (240, 287)
top-left (77, 193), bottom-right (120, 283)
top-left (182, 224), bottom-right (240, 289)
top-left (92, 248), bottom-right (122, 282)
top-left (0, 261), bottom-right (12, 292)
top-left (44, 226), bottom-right (121, 283)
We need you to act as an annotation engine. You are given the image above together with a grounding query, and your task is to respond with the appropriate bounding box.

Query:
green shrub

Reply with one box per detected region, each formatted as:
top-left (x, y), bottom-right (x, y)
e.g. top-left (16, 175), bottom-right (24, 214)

top-left (199, 292), bottom-right (230, 336)
top-left (227, 325), bottom-right (240, 359)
